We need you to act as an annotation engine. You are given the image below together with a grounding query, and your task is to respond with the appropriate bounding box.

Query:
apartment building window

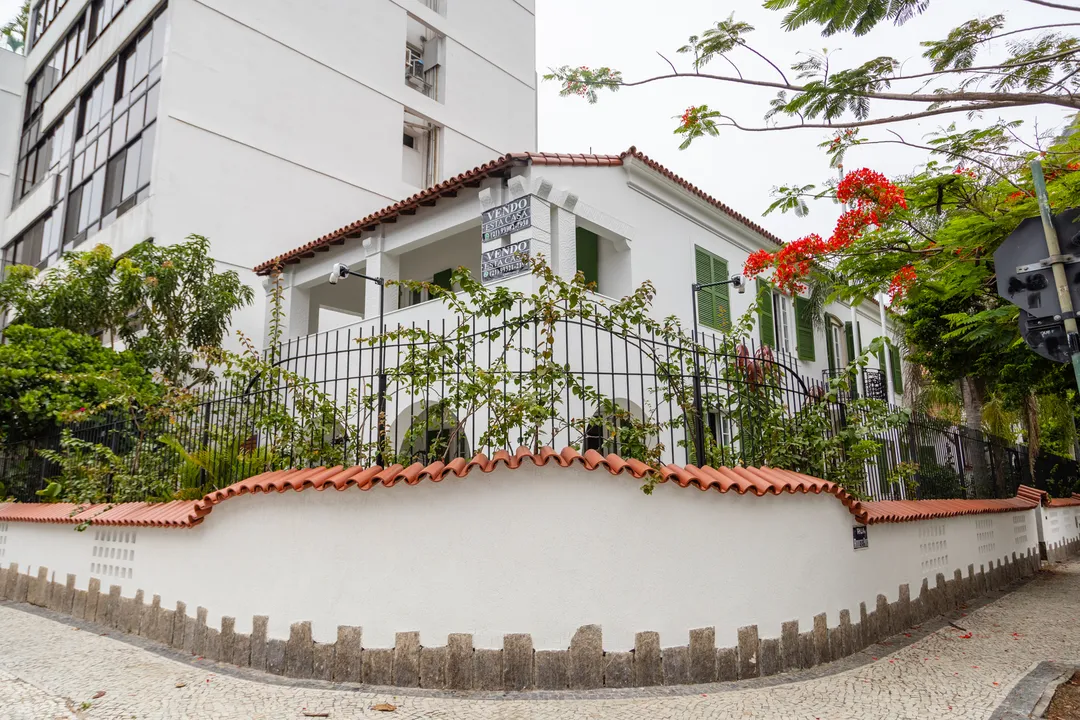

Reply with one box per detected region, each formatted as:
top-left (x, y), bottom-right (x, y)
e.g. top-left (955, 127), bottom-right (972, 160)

top-left (402, 112), bottom-right (440, 188)
top-left (88, 0), bottom-right (135, 46)
top-left (24, 17), bottom-right (87, 124)
top-left (405, 16), bottom-right (443, 101)
top-left (28, 0), bottom-right (70, 51)
top-left (1, 212), bottom-right (59, 273)
top-left (694, 246), bottom-right (731, 332)
top-left (65, 11), bottom-right (163, 249)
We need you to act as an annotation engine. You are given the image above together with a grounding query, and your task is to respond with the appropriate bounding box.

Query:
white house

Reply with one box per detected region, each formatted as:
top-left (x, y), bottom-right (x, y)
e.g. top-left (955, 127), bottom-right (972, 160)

top-left (1, 0), bottom-right (537, 347)
top-left (254, 148), bottom-right (908, 471)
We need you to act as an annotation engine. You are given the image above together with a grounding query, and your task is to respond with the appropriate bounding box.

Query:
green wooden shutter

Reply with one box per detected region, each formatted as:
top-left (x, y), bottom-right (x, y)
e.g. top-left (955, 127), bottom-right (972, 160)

top-left (876, 341), bottom-right (886, 375)
top-left (694, 247), bottom-right (716, 329)
top-left (890, 344), bottom-right (904, 393)
top-left (712, 254), bottom-right (731, 331)
top-left (794, 296), bottom-right (815, 362)
top-left (433, 268), bottom-right (453, 290)
top-left (844, 321), bottom-right (855, 363)
top-left (576, 227), bottom-right (599, 287)
top-left (757, 279), bottom-right (774, 348)
top-left (825, 317), bottom-right (837, 371)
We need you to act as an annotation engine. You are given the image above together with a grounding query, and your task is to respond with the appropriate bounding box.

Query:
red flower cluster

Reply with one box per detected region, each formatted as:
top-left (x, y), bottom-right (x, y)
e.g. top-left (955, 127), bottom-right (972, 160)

top-left (888, 265), bottom-right (917, 301)
top-left (744, 168), bottom-right (907, 294)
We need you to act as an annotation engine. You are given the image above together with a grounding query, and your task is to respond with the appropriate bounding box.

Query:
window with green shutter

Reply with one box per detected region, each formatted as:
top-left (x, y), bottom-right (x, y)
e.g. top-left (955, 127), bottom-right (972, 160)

top-left (433, 268), bottom-right (453, 290)
top-left (890, 343), bottom-right (904, 393)
top-left (694, 246), bottom-right (731, 331)
top-left (844, 321), bottom-right (855, 363)
top-left (576, 227), bottom-right (599, 287)
top-left (757, 279), bottom-right (774, 348)
top-left (794, 296), bottom-right (816, 361)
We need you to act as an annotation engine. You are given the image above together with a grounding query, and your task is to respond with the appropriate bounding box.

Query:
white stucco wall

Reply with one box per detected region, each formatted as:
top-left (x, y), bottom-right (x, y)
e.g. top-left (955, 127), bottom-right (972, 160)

top-left (1036, 504), bottom-right (1080, 554)
top-left (0, 464), bottom-right (1041, 652)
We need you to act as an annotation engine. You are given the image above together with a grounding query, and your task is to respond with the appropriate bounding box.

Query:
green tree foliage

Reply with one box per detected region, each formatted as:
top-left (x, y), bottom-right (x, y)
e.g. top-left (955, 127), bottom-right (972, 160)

top-left (0, 325), bottom-right (159, 440)
top-left (0, 235), bottom-right (254, 386)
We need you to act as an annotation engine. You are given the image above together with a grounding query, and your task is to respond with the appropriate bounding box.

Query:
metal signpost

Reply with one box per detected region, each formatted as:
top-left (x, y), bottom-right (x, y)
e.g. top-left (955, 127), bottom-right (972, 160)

top-left (993, 161), bottom-right (1080, 391)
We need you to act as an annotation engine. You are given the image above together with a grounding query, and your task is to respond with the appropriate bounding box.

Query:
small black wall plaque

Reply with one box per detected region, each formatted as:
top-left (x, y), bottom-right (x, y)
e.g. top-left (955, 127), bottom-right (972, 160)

top-left (853, 525), bottom-right (869, 549)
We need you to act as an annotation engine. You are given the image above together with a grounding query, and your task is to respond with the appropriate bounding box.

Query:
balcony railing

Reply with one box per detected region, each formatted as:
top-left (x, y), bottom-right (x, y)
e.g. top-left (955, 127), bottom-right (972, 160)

top-left (822, 368), bottom-right (888, 401)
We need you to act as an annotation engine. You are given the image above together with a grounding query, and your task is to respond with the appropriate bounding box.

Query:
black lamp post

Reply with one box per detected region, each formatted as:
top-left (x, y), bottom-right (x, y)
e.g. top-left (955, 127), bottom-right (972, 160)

top-left (689, 275), bottom-right (746, 466)
top-left (330, 263), bottom-right (388, 467)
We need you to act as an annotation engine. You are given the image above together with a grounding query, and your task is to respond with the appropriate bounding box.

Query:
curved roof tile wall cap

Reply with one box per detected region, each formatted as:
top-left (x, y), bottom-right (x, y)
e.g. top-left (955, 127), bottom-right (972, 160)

top-left (1017, 485), bottom-right (1050, 506)
top-left (0, 448), bottom-right (1044, 528)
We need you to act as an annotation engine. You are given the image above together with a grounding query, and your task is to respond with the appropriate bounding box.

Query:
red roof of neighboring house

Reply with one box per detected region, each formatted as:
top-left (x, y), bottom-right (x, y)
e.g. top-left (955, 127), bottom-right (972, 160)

top-left (0, 448), bottom-right (1045, 529)
top-left (252, 147), bottom-right (786, 276)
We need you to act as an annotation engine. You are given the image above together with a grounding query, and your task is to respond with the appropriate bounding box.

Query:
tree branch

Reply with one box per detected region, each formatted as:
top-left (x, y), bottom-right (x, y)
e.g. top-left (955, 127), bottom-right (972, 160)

top-left (1021, 0), bottom-right (1080, 11)
top-left (738, 41), bottom-right (789, 85)
top-left (714, 102), bottom-right (1030, 132)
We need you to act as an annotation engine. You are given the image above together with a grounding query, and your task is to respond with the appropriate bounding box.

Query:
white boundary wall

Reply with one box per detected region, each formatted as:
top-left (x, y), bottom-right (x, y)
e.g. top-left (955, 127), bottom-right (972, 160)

top-left (0, 464), bottom-right (1042, 650)
top-left (1036, 503), bottom-right (1080, 560)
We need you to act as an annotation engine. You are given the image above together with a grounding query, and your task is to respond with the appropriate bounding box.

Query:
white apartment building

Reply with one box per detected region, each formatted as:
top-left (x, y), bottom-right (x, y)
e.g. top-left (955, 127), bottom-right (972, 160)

top-left (0, 49), bottom-right (25, 220)
top-left (1, 0), bottom-right (537, 346)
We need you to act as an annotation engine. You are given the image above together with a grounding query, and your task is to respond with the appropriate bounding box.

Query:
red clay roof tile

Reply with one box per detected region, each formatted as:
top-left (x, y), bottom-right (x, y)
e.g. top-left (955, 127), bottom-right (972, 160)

top-left (253, 147), bottom-right (784, 276)
top-left (0, 449), bottom-right (1045, 529)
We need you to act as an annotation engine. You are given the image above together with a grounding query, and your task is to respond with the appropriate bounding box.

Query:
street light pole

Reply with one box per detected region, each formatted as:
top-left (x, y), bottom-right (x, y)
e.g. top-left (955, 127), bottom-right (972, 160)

top-left (329, 264), bottom-right (388, 466)
top-left (690, 275), bottom-right (746, 466)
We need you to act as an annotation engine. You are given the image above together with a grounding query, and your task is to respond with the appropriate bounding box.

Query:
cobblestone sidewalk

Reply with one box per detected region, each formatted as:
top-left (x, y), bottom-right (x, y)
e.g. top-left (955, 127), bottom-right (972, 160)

top-left (0, 561), bottom-right (1078, 719)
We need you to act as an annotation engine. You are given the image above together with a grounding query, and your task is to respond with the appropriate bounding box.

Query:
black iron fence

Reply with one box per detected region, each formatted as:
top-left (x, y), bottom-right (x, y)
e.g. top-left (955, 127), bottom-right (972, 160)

top-left (0, 310), bottom-right (1073, 504)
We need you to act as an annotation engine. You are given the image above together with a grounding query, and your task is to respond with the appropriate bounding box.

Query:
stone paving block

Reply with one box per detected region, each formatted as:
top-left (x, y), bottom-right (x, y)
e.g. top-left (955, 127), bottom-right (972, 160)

top-left (312, 642), bottom-right (335, 681)
top-left (875, 595), bottom-right (890, 638)
top-left (0, 567), bottom-right (7, 601)
top-left (130, 591), bottom-right (145, 634)
top-left (419, 646), bottom-right (446, 689)
top-left (171, 602), bottom-right (186, 650)
top-left (737, 625), bottom-right (759, 679)
top-left (363, 648), bottom-right (394, 686)
top-left (333, 626), bottom-right (361, 683)
top-left (250, 615), bottom-right (268, 671)
top-left (205, 627), bottom-right (221, 662)
top-left (193, 607), bottom-right (208, 656)
top-left (898, 584), bottom-right (911, 630)
top-left (534, 650), bottom-right (569, 690)
top-left (827, 625), bottom-right (843, 662)
top-left (570, 624), bottom-right (602, 690)
top-left (0, 563), bottom-right (16, 599)
top-left (780, 621), bottom-right (799, 671)
top-left (839, 610), bottom-right (853, 659)
top-left (182, 617), bottom-right (195, 654)
top-left (286, 621), bottom-right (314, 679)
top-left (967, 564), bottom-right (977, 595)
top-left (689, 627), bottom-right (717, 682)
top-left (851, 622), bottom-right (863, 655)
top-left (71, 590), bottom-right (86, 620)
top-left (231, 633), bottom-right (251, 668)
top-left (758, 638), bottom-right (781, 677)
top-left (105, 585), bottom-right (121, 628)
top-left (797, 632), bottom-right (814, 671)
top-left (717, 647), bottom-right (738, 681)
top-left (119, 597), bottom-right (135, 634)
top-left (603, 651), bottom-right (632, 688)
top-left (220, 617), bottom-right (236, 664)
top-left (503, 634), bottom-right (533, 691)
top-left (812, 613), bottom-right (827, 666)
top-left (12, 570), bottom-right (28, 604)
top-left (46, 580), bottom-right (61, 612)
top-left (29, 567), bottom-right (47, 607)
top-left (918, 578), bottom-right (931, 622)
top-left (858, 603), bottom-right (869, 650)
top-left (266, 638), bottom-right (287, 676)
top-left (935, 573), bottom-right (948, 614)
top-left (661, 646), bottom-right (689, 685)
top-left (393, 631), bottom-right (421, 688)
top-left (473, 649), bottom-right (502, 691)
top-left (158, 607), bottom-right (175, 647)
top-left (446, 633), bottom-right (473, 690)
top-left (140, 595), bottom-right (159, 638)
top-left (633, 631), bottom-right (661, 687)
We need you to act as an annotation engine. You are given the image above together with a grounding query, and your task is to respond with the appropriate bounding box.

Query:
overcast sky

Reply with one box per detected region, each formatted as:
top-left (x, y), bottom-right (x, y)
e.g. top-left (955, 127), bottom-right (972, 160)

top-left (2, 0), bottom-right (1075, 242)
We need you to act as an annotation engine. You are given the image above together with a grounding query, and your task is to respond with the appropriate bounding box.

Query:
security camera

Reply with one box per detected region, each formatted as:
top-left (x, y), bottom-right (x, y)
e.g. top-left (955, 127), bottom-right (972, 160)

top-left (731, 274), bottom-right (747, 294)
top-left (329, 263), bottom-right (350, 285)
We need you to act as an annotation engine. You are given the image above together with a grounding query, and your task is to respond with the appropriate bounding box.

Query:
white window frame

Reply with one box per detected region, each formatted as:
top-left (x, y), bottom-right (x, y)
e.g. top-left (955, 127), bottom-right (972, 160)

top-left (773, 292), bottom-right (793, 356)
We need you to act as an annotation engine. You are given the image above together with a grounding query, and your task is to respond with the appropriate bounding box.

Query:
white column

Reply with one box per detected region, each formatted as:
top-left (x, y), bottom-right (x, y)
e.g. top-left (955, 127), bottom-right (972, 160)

top-left (850, 304), bottom-right (865, 397)
top-left (551, 203), bottom-right (578, 281)
top-left (879, 293), bottom-right (895, 399)
top-left (266, 271), bottom-right (312, 341)
top-left (364, 232), bottom-right (400, 326)
top-left (508, 175), bottom-right (552, 262)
